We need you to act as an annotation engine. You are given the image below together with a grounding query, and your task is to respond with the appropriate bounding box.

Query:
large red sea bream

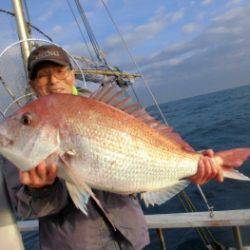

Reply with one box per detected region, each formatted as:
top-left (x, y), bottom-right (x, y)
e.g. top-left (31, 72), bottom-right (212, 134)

top-left (0, 86), bottom-right (249, 215)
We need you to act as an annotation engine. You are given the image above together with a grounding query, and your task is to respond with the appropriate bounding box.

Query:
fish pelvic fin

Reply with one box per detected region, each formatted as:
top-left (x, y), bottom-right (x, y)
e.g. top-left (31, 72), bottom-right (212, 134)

top-left (65, 181), bottom-right (89, 215)
top-left (213, 148), bottom-right (250, 181)
top-left (141, 180), bottom-right (190, 207)
top-left (59, 155), bottom-right (117, 230)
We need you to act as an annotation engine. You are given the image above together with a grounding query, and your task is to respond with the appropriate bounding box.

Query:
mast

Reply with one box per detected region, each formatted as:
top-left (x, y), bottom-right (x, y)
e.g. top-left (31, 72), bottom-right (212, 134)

top-left (11, 0), bottom-right (30, 66)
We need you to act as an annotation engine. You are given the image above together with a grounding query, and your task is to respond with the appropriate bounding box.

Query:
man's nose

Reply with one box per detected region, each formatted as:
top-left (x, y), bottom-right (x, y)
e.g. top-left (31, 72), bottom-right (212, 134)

top-left (49, 74), bottom-right (59, 85)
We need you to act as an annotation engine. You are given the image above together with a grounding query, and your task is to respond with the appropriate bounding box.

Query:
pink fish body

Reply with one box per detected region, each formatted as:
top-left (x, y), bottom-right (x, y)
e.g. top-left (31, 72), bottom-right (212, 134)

top-left (0, 92), bottom-right (249, 212)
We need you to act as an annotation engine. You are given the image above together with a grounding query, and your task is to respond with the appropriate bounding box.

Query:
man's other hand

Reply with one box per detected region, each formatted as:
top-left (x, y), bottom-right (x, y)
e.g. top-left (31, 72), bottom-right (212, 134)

top-left (19, 161), bottom-right (58, 188)
top-left (189, 149), bottom-right (224, 185)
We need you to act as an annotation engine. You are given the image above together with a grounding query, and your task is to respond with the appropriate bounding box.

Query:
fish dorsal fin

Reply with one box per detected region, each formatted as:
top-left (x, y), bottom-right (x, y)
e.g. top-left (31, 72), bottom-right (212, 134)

top-left (90, 84), bottom-right (160, 126)
top-left (90, 84), bottom-right (188, 148)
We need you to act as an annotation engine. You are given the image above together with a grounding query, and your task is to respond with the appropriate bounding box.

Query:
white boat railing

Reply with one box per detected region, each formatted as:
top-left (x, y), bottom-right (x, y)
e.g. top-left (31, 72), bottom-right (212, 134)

top-left (146, 209), bottom-right (250, 229)
top-left (17, 209), bottom-right (250, 250)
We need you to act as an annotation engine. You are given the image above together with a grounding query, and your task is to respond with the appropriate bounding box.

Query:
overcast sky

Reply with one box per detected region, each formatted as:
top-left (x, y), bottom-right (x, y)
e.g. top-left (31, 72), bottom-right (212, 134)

top-left (0, 0), bottom-right (250, 106)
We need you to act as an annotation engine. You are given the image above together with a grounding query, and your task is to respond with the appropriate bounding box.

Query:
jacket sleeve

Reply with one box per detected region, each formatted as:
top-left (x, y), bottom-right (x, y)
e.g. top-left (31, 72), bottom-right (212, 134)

top-left (1, 157), bottom-right (69, 219)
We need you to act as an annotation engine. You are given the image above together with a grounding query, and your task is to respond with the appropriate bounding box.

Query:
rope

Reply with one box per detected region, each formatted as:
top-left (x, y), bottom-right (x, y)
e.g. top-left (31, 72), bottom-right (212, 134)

top-left (65, 0), bottom-right (95, 61)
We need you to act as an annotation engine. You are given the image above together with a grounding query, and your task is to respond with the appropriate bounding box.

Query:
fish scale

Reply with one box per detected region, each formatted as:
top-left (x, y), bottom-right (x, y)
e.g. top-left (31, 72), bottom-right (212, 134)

top-left (66, 120), bottom-right (199, 193)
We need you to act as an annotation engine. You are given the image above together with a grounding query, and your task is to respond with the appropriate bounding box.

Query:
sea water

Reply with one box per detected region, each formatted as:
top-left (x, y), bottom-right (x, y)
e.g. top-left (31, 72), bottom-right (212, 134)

top-left (144, 84), bottom-right (250, 249)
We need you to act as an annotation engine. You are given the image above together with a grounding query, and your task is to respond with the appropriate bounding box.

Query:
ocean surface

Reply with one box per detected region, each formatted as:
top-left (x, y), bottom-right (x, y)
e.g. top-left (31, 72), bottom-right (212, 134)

top-left (22, 84), bottom-right (250, 250)
top-left (143, 84), bottom-right (250, 249)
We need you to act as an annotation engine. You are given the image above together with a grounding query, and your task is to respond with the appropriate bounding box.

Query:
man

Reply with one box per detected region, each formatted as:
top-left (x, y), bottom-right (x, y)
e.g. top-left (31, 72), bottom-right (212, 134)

top-left (2, 45), bottom-right (222, 250)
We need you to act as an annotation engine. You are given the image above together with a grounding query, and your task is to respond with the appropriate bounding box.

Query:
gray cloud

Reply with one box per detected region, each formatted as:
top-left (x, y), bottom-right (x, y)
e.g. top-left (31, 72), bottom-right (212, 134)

top-left (129, 4), bottom-right (250, 105)
top-left (104, 7), bottom-right (185, 56)
top-left (201, 0), bottom-right (213, 5)
top-left (182, 22), bottom-right (201, 34)
top-left (105, 18), bottom-right (167, 52)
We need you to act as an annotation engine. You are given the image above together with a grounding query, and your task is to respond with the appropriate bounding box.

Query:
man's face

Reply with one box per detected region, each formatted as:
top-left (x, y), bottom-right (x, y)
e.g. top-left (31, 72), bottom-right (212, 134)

top-left (30, 62), bottom-right (76, 97)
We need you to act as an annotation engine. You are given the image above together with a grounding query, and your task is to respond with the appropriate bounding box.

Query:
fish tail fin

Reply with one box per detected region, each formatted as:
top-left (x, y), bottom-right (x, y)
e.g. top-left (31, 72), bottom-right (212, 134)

top-left (223, 169), bottom-right (250, 181)
top-left (214, 148), bottom-right (250, 181)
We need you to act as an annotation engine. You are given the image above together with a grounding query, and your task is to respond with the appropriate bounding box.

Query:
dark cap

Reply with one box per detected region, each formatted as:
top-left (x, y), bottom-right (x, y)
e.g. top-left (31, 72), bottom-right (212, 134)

top-left (28, 45), bottom-right (72, 79)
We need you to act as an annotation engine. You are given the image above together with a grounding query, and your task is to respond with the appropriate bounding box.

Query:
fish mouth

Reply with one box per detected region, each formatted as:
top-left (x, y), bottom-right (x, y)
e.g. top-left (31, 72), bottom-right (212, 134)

top-left (0, 126), bottom-right (13, 147)
top-left (0, 133), bottom-right (13, 147)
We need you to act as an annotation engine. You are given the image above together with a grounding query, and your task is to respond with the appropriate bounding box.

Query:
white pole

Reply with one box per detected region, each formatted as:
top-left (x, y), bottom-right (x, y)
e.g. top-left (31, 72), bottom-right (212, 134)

top-left (11, 0), bottom-right (30, 65)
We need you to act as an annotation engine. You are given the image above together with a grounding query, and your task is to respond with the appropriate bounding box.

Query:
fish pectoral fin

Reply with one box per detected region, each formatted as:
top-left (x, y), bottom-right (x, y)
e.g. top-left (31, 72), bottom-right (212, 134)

top-left (59, 155), bottom-right (116, 230)
top-left (65, 181), bottom-right (89, 215)
top-left (141, 180), bottom-right (190, 207)
top-left (59, 155), bottom-right (94, 214)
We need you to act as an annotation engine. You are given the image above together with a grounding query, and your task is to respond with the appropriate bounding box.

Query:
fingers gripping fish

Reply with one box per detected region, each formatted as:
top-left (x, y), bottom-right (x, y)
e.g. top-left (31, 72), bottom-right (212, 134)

top-left (0, 85), bottom-right (250, 216)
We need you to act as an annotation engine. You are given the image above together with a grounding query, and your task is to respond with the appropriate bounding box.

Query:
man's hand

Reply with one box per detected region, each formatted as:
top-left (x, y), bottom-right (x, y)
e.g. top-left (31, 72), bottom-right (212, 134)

top-left (189, 149), bottom-right (224, 185)
top-left (19, 161), bottom-right (58, 188)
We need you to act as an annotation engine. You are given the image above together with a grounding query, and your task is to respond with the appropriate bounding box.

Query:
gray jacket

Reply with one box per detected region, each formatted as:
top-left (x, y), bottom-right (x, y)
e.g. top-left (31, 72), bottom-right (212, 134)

top-left (2, 158), bottom-right (150, 250)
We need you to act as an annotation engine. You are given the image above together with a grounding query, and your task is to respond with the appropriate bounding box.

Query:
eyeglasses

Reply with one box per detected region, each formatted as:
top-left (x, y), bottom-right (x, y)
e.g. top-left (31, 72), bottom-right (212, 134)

top-left (36, 67), bottom-right (71, 81)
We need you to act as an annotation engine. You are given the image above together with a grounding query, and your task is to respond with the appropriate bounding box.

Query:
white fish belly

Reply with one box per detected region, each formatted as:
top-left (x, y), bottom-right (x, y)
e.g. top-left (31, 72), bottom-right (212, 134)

top-left (69, 131), bottom-right (199, 194)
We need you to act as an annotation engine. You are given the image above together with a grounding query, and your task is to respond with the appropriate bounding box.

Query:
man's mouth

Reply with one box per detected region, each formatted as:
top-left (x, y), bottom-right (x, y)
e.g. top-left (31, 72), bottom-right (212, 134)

top-left (49, 87), bottom-right (65, 93)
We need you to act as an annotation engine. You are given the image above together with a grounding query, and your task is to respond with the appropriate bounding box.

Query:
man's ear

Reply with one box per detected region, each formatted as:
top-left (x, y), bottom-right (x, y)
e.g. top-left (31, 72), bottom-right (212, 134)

top-left (70, 69), bottom-right (76, 83)
top-left (29, 80), bottom-right (36, 92)
top-left (71, 69), bottom-right (76, 77)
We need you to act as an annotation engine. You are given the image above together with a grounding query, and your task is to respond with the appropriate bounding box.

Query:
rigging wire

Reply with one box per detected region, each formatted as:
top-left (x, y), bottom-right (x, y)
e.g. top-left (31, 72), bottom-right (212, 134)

top-left (0, 9), bottom-right (53, 41)
top-left (100, 0), bottom-right (167, 124)
top-left (179, 192), bottom-right (219, 248)
top-left (66, 0), bottom-right (141, 103)
top-left (99, 0), bottom-right (221, 247)
top-left (74, 0), bottom-right (107, 65)
top-left (178, 193), bottom-right (210, 246)
top-left (65, 0), bottom-right (95, 61)
top-left (99, 0), bottom-right (213, 213)
top-left (0, 109), bottom-right (5, 119)
top-left (71, 0), bottom-right (142, 102)
top-left (196, 184), bottom-right (214, 217)
top-left (3, 93), bottom-right (34, 116)
top-left (23, 0), bottom-right (31, 35)
top-left (0, 75), bottom-right (21, 107)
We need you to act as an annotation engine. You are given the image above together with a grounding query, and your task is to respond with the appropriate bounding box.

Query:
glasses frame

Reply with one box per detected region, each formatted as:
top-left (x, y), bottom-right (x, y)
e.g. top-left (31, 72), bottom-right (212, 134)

top-left (36, 66), bottom-right (71, 81)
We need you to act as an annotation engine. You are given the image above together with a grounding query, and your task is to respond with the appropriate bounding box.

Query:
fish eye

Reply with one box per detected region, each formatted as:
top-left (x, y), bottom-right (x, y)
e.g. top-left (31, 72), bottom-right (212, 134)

top-left (21, 113), bottom-right (32, 125)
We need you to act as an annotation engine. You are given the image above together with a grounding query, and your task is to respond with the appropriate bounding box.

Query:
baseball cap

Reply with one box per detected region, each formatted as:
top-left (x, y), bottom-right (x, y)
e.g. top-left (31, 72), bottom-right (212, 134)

top-left (28, 45), bottom-right (72, 79)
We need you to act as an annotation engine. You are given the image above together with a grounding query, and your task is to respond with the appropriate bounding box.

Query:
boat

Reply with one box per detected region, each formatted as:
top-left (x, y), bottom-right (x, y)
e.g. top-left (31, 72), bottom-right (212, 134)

top-left (0, 1), bottom-right (250, 249)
